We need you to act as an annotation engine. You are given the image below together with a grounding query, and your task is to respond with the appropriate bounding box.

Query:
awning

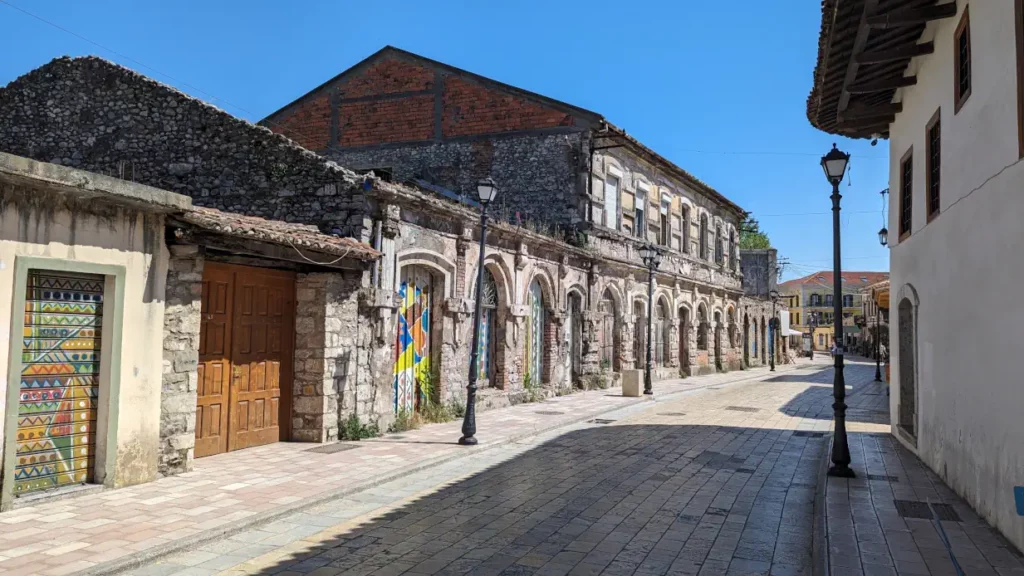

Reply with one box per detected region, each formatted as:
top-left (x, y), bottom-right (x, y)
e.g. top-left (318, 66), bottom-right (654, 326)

top-left (787, 329), bottom-right (804, 337)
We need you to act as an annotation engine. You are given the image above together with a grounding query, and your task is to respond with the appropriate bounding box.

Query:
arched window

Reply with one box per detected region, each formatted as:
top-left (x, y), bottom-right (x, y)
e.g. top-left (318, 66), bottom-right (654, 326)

top-left (477, 269), bottom-right (498, 383)
top-left (682, 206), bottom-right (691, 254)
top-left (700, 214), bottom-right (709, 260)
top-left (525, 279), bottom-right (546, 384)
top-left (715, 225), bottom-right (723, 264)
top-left (729, 230), bottom-right (737, 271)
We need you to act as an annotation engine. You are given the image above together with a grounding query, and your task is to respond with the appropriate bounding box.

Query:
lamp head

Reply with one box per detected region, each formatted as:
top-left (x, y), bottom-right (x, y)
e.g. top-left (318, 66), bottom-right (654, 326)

top-left (476, 177), bottom-right (498, 204)
top-left (821, 143), bottom-right (850, 185)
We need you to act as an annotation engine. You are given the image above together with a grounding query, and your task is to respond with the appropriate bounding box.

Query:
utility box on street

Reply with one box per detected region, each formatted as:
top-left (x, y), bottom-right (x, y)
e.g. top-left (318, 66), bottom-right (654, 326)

top-left (622, 370), bottom-right (642, 397)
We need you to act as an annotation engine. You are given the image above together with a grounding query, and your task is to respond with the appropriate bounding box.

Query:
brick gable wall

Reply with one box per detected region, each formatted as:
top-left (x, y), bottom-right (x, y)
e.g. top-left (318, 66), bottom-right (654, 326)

top-left (442, 76), bottom-right (573, 138)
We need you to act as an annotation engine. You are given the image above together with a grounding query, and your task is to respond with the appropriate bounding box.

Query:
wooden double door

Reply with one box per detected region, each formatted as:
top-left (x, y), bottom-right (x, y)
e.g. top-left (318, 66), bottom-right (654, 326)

top-left (195, 263), bottom-right (295, 458)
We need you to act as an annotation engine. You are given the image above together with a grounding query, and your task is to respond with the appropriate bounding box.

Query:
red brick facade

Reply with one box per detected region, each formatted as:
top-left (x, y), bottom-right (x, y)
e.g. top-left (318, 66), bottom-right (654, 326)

top-left (338, 94), bottom-right (434, 147)
top-left (339, 59), bottom-right (434, 99)
top-left (442, 76), bottom-right (573, 138)
top-left (267, 55), bottom-right (577, 150)
top-left (271, 93), bottom-right (331, 151)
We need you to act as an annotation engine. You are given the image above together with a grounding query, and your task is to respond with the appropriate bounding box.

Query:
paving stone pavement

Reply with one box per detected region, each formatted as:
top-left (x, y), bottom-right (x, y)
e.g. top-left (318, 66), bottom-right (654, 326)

top-left (132, 357), bottom-right (849, 576)
top-left (0, 361), bottom-right (807, 576)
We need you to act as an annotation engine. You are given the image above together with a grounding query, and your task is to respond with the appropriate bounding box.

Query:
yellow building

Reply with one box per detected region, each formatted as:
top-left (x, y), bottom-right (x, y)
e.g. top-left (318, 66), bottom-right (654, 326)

top-left (779, 271), bottom-right (889, 351)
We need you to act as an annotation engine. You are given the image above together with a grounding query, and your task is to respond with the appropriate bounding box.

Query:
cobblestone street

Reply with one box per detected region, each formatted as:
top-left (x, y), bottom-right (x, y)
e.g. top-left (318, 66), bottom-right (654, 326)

top-left (115, 357), bottom-right (1010, 576)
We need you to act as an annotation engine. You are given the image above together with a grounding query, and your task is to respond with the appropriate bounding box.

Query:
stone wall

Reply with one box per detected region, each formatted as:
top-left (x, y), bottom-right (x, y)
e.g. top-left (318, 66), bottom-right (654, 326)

top-left (329, 132), bottom-right (587, 230)
top-left (740, 248), bottom-right (779, 298)
top-left (0, 56), bottom-right (372, 238)
top-left (159, 245), bottom-right (203, 475)
top-left (293, 271), bottom-right (390, 441)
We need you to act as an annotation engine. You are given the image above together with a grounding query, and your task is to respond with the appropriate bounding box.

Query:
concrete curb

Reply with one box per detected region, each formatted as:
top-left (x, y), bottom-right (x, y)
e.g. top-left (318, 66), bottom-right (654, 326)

top-left (81, 362), bottom-right (808, 575)
top-left (812, 431), bottom-right (833, 576)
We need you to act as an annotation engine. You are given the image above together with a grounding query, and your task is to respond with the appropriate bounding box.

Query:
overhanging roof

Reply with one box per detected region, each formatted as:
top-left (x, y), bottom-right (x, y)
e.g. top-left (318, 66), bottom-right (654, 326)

top-left (807, 0), bottom-right (958, 138)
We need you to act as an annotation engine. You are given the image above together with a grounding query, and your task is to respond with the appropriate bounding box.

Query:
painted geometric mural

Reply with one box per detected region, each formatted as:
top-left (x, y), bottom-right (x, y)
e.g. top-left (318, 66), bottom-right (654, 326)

top-left (16, 271), bottom-right (103, 495)
top-left (394, 268), bottom-right (432, 414)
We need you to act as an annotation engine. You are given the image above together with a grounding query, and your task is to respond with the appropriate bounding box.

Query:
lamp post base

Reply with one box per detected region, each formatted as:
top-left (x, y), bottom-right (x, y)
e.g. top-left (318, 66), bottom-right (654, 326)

top-left (828, 464), bottom-right (856, 478)
top-left (643, 389), bottom-right (653, 395)
top-left (458, 435), bottom-right (478, 446)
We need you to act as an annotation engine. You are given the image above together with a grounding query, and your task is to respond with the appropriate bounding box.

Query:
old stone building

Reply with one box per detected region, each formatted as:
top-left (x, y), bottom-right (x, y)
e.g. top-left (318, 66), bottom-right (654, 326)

top-left (0, 52), bottom-right (784, 492)
top-left (262, 47), bottom-right (758, 378)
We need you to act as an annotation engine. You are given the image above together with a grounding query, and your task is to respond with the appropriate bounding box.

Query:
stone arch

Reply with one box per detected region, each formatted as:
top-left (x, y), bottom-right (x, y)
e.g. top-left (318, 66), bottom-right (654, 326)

top-left (397, 249), bottom-right (456, 299)
top-left (632, 296), bottom-right (647, 369)
top-left (654, 295), bottom-right (671, 367)
top-left (696, 301), bottom-right (710, 351)
top-left (523, 265), bottom-right (557, 310)
top-left (599, 279), bottom-right (626, 318)
top-left (565, 283), bottom-right (588, 311)
top-left (727, 306), bottom-right (738, 349)
top-left (743, 312), bottom-right (750, 367)
top-left (760, 316), bottom-right (767, 364)
top-left (474, 253), bottom-right (514, 309)
top-left (896, 283), bottom-right (919, 440)
top-left (597, 286), bottom-right (622, 372)
top-left (713, 309), bottom-right (723, 371)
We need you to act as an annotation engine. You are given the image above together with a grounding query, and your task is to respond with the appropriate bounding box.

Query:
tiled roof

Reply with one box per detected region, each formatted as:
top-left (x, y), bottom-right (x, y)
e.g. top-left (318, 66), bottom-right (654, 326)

top-left (179, 206), bottom-right (379, 261)
top-left (779, 271), bottom-right (889, 290)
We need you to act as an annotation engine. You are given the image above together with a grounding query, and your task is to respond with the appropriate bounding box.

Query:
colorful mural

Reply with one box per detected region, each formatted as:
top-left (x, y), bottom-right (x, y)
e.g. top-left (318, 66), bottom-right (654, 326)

top-left (524, 280), bottom-right (544, 382)
top-left (16, 271), bottom-right (103, 495)
top-left (477, 269), bottom-right (497, 382)
top-left (394, 269), bottom-right (432, 413)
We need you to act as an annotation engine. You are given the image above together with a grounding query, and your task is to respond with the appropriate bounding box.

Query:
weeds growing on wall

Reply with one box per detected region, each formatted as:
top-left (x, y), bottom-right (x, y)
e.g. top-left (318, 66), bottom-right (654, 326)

top-left (340, 413), bottom-right (380, 441)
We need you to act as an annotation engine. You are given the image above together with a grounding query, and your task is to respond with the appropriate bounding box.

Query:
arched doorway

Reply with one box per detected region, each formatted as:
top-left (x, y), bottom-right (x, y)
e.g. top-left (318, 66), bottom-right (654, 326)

top-left (652, 299), bottom-right (669, 367)
top-left (713, 311), bottom-right (723, 371)
top-left (476, 268), bottom-right (498, 386)
top-left (525, 279), bottom-right (546, 385)
top-left (760, 317), bottom-right (767, 364)
top-left (898, 297), bottom-right (916, 438)
top-left (598, 289), bottom-right (619, 372)
top-left (679, 306), bottom-right (691, 375)
top-left (566, 291), bottom-right (583, 384)
top-left (395, 266), bottom-right (435, 413)
top-left (633, 300), bottom-right (646, 369)
top-left (743, 313), bottom-right (750, 367)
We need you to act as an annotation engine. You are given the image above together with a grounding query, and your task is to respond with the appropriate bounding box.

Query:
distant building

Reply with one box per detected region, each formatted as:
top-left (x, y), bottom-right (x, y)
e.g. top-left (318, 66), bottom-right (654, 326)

top-left (779, 271), bottom-right (888, 351)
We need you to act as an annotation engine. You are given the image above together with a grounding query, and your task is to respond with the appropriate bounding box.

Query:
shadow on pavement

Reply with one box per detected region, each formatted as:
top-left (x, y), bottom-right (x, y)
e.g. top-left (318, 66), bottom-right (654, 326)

top-left (241, 423), bottom-right (825, 575)
top-left (775, 361), bottom-right (891, 424)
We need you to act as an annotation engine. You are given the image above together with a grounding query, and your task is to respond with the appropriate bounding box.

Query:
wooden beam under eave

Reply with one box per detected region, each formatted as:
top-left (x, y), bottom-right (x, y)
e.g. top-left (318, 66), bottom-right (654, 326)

top-left (837, 0), bottom-right (880, 114)
top-left (857, 42), bottom-right (934, 64)
top-left (847, 75), bottom-right (918, 94)
top-left (867, 3), bottom-right (958, 29)
top-left (841, 103), bottom-right (903, 122)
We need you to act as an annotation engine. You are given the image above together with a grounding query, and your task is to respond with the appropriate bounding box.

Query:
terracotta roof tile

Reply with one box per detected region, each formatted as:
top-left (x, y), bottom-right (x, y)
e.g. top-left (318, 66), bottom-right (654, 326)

top-left (179, 206), bottom-right (379, 261)
top-left (779, 270), bottom-right (888, 289)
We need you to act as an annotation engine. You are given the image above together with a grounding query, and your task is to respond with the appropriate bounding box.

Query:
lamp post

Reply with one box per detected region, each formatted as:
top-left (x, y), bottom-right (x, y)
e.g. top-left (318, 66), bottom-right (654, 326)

top-left (459, 178), bottom-right (498, 446)
top-left (808, 313), bottom-right (817, 359)
top-left (769, 289), bottom-right (779, 371)
top-left (821, 143), bottom-right (855, 478)
top-left (639, 244), bottom-right (663, 395)
top-left (876, 189), bottom-right (889, 383)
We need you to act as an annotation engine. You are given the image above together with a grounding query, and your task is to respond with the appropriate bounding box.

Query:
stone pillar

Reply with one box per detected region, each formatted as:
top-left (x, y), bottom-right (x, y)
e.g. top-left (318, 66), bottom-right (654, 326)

top-left (620, 315), bottom-right (636, 370)
top-left (293, 271), bottom-right (364, 442)
top-left (668, 320), bottom-right (680, 368)
top-left (159, 245), bottom-right (203, 476)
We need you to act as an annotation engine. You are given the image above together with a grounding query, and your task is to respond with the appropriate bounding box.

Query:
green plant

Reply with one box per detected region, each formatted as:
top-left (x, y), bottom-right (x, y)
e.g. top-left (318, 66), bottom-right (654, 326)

top-left (388, 409), bottom-right (422, 433)
top-left (340, 413), bottom-right (379, 441)
top-left (522, 372), bottom-right (544, 403)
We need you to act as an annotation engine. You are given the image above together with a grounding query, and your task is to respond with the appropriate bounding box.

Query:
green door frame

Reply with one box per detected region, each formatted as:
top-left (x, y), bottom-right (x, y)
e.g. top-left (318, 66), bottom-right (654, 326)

top-left (2, 256), bottom-right (126, 510)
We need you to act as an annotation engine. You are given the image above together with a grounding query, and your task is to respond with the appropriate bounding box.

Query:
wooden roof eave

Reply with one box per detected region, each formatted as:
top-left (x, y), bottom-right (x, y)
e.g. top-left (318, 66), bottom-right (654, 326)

top-left (807, 0), bottom-right (958, 138)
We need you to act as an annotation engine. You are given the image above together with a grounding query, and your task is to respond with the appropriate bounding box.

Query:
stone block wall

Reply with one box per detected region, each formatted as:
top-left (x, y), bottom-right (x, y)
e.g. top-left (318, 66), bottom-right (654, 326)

top-left (294, 271), bottom-right (392, 440)
top-left (159, 245), bottom-right (203, 475)
top-left (0, 56), bottom-right (372, 238)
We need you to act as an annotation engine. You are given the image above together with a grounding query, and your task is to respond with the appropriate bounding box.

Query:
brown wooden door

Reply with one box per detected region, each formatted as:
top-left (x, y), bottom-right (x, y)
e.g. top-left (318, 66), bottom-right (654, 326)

top-left (196, 266), bottom-right (233, 458)
top-left (195, 263), bottom-right (294, 458)
top-left (228, 269), bottom-right (294, 452)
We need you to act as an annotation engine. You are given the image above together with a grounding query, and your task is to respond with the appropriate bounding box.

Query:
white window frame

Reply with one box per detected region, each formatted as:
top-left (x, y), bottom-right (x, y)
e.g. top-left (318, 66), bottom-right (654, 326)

top-left (604, 166), bottom-right (621, 231)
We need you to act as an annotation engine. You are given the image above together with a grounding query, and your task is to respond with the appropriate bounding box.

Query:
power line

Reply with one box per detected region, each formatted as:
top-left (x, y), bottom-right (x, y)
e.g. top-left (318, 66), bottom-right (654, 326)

top-left (677, 148), bottom-right (887, 160)
top-left (754, 210), bottom-right (881, 218)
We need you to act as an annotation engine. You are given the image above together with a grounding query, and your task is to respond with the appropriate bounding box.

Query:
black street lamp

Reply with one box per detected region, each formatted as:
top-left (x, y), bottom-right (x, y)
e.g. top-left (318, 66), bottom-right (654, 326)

top-left (875, 190), bottom-right (888, 383)
top-left (459, 178), bottom-right (498, 446)
top-left (638, 244), bottom-right (663, 395)
top-left (807, 312), bottom-right (817, 359)
top-left (769, 289), bottom-right (780, 371)
top-left (821, 143), bottom-right (855, 478)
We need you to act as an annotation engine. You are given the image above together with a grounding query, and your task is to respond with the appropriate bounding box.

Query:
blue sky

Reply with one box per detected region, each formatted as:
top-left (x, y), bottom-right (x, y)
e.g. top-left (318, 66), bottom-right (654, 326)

top-left (0, 0), bottom-right (890, 281)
